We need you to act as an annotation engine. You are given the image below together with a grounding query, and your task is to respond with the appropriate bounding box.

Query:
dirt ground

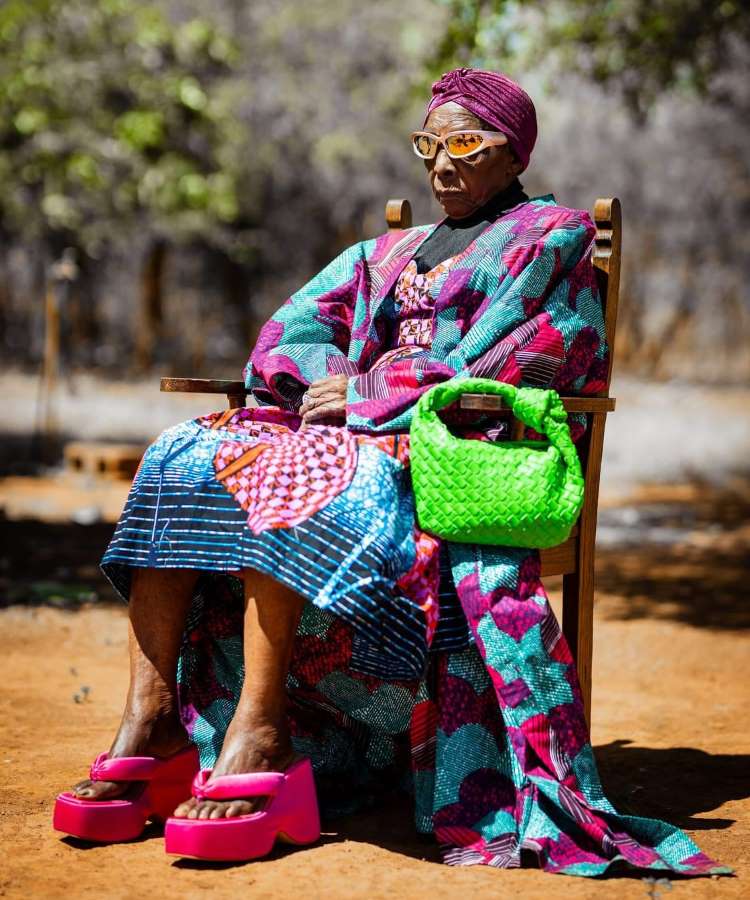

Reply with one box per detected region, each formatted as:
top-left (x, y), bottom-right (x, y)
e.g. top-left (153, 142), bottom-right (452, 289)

top-left (1, 480), bottom-right (748, 900)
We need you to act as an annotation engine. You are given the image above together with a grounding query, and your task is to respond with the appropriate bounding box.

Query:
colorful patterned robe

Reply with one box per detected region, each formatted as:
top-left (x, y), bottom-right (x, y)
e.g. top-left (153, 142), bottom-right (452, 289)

top-left (246, 194), bottom-right (609, 434)
top-left (103, 195), bottom-right (727, 877)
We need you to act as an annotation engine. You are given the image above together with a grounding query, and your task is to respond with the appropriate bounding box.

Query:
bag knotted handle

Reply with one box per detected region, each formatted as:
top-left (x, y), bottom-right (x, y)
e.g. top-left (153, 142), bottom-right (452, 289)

top-left (413, 377), bottom-right (581, 473)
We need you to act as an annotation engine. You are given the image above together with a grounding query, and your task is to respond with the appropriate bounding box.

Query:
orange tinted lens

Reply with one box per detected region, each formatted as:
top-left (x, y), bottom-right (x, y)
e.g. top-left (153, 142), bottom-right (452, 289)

top-left (413, 134), bottom-right (437, 157)
top-left (445, 132), bottom-right (484, 156)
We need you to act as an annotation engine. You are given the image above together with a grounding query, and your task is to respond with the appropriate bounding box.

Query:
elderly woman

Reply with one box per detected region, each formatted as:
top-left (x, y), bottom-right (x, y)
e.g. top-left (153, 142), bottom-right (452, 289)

top-left (55, 69), bottom-right (726, 877)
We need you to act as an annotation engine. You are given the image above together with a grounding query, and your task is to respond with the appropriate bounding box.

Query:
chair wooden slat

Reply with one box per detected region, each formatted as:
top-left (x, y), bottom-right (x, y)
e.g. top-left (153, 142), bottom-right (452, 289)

top-left (540, 536), bottom-right (577, 576)
top-left (385, 198), bottom-right (412, 230)
top-left (161, 377), bottom-right (245, 394)
top-left (593, 197), bottom-right (622, 386)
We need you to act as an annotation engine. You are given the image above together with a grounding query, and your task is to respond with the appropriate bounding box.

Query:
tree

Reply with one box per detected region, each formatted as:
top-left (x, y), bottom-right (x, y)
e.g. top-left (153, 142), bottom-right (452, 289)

top-left (429, 0), bottom-right (750, 117)
top-left (0, 0), bottom-right (445, 370)
top-left (0, 0), bottom-right (242, 365)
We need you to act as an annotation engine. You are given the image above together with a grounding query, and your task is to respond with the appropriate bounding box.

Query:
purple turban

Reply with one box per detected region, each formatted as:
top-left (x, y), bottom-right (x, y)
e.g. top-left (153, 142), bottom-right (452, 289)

top-left (425, 67), bottom-right (538, 171)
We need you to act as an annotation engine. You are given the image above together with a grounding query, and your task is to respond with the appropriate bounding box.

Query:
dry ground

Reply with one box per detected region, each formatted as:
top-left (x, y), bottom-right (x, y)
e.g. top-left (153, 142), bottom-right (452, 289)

top-left (1, 481), bottom-right (748, 900)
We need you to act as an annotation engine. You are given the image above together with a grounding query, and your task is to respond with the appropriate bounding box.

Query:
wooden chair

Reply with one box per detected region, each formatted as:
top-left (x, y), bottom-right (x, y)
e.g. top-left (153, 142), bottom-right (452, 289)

top-left (161, 196), bottom-right (622, 725)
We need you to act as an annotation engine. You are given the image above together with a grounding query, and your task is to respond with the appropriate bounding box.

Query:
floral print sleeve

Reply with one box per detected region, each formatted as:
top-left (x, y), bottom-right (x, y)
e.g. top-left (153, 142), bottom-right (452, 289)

top-left (244, 240), bottom-right (374, 409)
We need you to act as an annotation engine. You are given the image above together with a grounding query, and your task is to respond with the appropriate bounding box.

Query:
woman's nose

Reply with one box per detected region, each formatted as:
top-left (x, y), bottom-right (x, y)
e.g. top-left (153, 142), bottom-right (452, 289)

top-left (433, 146), bottom-right (457, 180)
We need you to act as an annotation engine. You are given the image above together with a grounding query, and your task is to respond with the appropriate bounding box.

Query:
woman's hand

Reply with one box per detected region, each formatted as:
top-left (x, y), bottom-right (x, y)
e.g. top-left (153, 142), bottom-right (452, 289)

top-left (299, 375), bottom-right (349, 426)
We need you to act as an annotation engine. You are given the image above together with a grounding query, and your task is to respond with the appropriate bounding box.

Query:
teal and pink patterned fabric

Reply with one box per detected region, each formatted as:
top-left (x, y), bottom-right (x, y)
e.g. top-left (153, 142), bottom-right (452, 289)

top-left (246, 195), bottom-right (609, 436)
top-left (102, 194), bottom-right (729, 878)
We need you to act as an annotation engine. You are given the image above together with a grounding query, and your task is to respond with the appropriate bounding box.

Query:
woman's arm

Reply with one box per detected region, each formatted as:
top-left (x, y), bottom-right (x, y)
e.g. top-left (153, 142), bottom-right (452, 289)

top-left (245, 240), bottom-right (372, 409)
top-left (345, 209), bottom-right (609, 434)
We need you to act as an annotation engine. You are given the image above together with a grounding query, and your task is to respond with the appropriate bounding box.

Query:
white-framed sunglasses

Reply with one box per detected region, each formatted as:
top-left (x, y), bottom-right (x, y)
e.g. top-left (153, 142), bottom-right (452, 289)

top-left (411, 129), bottom-right (509, 160)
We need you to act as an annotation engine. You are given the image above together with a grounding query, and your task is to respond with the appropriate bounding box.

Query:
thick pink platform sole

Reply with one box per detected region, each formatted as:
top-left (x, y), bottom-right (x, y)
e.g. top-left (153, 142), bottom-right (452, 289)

top-left (164, 757), bottom-right (320, 861)
top-left (53, 746), bottom-right (199, 843)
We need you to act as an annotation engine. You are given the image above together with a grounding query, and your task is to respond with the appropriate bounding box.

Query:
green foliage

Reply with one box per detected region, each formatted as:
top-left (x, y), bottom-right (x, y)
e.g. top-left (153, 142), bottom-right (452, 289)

top-left (535, 0), bottom-right (750, 116)
top-left (428, 0), bottom-right (750, 116)
top-left (0, 0), bottom-right (241, 253)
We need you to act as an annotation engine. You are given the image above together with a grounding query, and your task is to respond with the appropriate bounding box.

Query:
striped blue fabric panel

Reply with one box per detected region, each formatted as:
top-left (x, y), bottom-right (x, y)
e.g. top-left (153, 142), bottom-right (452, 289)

top-left (430, 544), bottom-right (473, 652)
top-left (102, 420), bottom-right (471, 680)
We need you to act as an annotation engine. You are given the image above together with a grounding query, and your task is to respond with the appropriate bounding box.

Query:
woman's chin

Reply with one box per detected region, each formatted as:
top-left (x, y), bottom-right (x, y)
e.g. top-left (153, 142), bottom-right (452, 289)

top-left (437, 195), bottom-right (477, 219)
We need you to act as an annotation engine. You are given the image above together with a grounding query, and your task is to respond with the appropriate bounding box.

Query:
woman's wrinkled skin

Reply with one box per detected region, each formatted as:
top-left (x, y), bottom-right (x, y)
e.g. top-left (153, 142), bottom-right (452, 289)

top-left (422, 100), bottom-right (523, 220)
top-left (299, 373), bottom-right (349, 425)
top-left (65, 101), bottom-right (520, 823)
top-left (300, 102), bottom-right (521, 421)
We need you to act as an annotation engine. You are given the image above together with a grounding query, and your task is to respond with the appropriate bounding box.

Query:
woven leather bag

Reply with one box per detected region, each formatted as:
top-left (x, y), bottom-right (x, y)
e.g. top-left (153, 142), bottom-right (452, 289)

top-left (410, 377), bottom-right (585, 547)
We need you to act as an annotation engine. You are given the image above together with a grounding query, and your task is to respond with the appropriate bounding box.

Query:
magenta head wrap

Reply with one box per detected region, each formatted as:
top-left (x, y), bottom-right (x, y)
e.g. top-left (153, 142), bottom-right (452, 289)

top-left (425, 67), bottom-right (538, 171)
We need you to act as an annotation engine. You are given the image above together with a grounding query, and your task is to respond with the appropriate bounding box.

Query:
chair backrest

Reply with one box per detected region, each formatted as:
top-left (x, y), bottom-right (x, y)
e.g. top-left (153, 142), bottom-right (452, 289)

top-left (591, 198), bottom-right (622, 391)
top-left (386, 198), bottom-right (412, 230)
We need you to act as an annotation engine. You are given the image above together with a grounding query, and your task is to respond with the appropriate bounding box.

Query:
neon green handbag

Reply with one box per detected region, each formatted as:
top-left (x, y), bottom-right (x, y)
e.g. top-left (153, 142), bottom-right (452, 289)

top-left (409, 377), bottom-right (585, 548)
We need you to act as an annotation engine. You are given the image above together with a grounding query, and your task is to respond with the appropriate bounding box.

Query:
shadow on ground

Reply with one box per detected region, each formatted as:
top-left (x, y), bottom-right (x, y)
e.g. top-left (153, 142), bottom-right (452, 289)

top-left (310, 742), bottom-right (750, 870)
top-left (596, 741), bottom-right (750, 830)
top-left (596, 478), bottom-right (750, 630)
top-left (172, 794), bottom-right (442, 871)
top-left (172, 742), bottom-right (750, 872)
top-left (0, 517), bottom-right (119, 607)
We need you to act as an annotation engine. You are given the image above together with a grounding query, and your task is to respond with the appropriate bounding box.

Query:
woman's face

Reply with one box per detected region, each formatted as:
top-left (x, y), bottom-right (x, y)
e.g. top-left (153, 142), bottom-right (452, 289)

top-left (422, 101), bottom-right (523, 219)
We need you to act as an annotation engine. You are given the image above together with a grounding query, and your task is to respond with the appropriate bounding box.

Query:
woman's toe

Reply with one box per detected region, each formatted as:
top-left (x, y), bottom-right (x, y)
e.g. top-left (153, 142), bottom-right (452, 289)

top-left (173, 797), bottom-right (264, 819)
top-left (72, 779), bottom-right (123, 800)
top-left (194, 804), bottom-right (207, 820)
top-left (72, 779), bottom-right (94, 797)
top-left (224, 801), bottom-right (247, 818)
top-left (173, 798), bottom-right (196, 818)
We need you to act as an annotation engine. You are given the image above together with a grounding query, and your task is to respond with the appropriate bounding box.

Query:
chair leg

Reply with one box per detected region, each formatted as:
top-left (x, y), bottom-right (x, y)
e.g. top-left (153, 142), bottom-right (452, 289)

top-left (226, 390), bottom-right (248, 409)
top-left (563, 568), bottom-right (594, 728)
top-left (562, 411), bottom-right (606, 730)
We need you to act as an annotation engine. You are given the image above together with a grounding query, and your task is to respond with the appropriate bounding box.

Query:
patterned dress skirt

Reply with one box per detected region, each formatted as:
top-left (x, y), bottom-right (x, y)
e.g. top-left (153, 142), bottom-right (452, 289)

top-left (101, 404), bottom-right (727, 878)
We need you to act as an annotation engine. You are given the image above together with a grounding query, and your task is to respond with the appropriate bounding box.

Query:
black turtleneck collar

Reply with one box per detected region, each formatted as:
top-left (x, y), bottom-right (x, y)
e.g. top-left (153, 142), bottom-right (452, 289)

top-left (413, 178), bottom-right (528, 274)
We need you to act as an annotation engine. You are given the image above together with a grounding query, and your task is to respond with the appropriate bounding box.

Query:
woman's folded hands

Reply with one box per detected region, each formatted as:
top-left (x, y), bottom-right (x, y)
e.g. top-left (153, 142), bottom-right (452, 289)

top-left (299, 375), bottom-right (349, 426)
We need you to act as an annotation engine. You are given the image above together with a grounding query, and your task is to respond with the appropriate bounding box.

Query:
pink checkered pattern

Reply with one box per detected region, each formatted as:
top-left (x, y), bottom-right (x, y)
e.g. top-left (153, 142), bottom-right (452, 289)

top-left (214, 425), bottom-right (358, 534)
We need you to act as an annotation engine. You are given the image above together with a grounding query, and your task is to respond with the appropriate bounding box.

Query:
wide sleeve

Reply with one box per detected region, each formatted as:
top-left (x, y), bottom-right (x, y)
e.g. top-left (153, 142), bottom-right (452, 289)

top-left (345, 209), bottom-right (609, 434)
top-left (245, 241), bottom-right (368, 409)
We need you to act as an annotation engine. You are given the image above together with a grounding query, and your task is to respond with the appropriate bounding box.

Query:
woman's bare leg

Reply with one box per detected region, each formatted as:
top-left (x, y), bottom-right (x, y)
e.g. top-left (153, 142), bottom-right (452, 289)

top-left (173, 570), bottom-right (305, 820)
top-left (71, 567), bottom-right (197, 800)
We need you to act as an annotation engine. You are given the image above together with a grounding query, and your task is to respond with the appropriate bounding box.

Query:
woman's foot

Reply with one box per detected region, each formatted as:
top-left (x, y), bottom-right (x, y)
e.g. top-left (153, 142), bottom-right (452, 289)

top-left (71, 698), bottom-right (190, 802)
top-left (172, 714), bottom-right (297, 820)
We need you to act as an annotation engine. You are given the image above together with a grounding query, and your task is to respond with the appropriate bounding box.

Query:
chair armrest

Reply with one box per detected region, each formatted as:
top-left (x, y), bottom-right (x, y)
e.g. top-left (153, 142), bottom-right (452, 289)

top-left (160, 378), bottom-right (248, 408)
top-left (160, 377), bottom-right (245, 394)
top-left (458, 394), bottom-right (615, 414)
top-left (159, 379), bottom-right (615, 416)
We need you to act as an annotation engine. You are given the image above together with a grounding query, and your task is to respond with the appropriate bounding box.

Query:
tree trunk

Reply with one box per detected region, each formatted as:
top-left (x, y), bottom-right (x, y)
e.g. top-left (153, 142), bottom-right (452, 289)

top-left (135, 239), bottom-right (167, 372)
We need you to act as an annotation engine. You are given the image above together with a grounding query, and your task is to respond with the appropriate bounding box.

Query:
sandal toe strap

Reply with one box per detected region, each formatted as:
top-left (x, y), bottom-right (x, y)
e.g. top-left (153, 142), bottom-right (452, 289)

top-left (192, 769), bottom-right (285, 801)
top-left (89, 752), bottom-right (161, 782)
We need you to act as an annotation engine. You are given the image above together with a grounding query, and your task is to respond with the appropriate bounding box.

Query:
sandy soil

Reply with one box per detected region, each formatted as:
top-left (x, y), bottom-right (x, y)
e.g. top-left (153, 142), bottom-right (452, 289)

top-left (1, 482), bottom-right (748, 900)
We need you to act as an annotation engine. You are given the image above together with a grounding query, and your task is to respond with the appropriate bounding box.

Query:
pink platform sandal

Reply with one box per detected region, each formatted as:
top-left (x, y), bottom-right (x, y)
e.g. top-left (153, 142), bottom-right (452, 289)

top-left (53, 746), bottom-right (200, 842)
top-left (163, 757), bottom-right (321, 861)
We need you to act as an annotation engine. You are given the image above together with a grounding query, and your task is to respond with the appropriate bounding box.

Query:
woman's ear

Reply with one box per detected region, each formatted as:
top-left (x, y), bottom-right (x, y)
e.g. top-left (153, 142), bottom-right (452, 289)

top-left (508, 149), bottom-right (524, 177)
